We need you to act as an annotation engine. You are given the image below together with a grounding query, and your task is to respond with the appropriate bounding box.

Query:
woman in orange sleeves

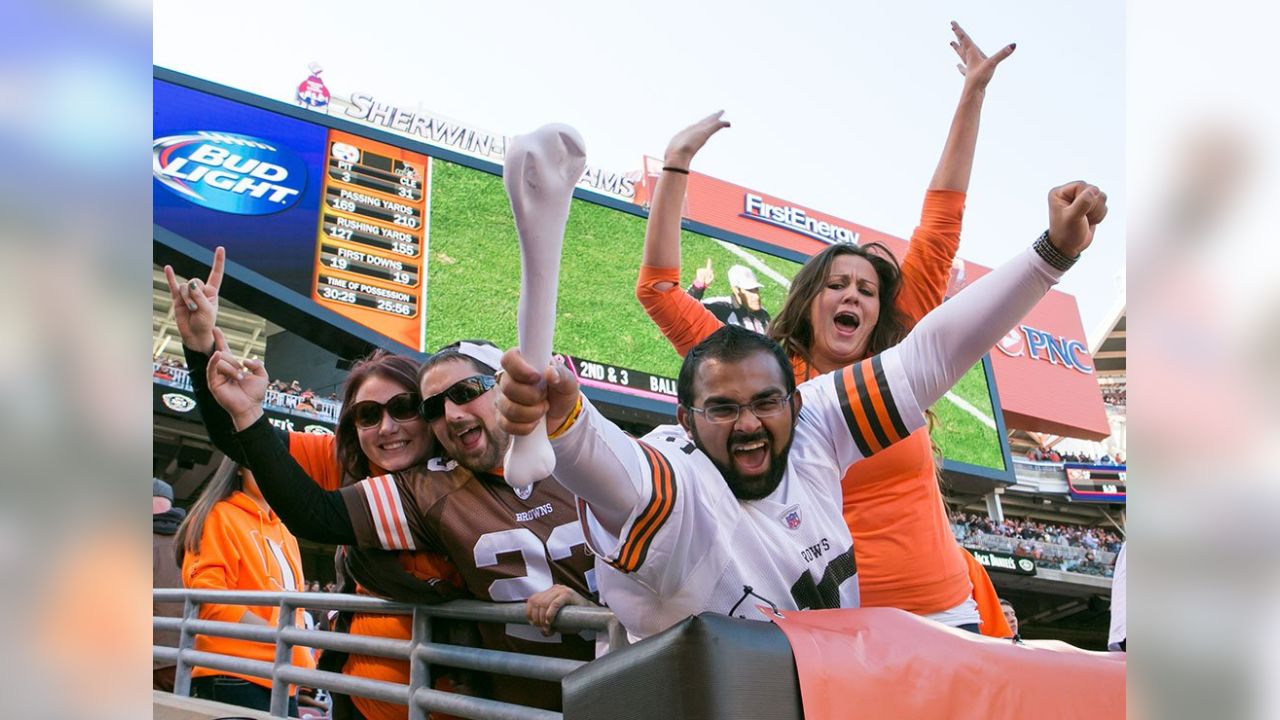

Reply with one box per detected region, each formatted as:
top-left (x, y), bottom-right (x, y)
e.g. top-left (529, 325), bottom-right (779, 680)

top-left (636, 23), bottom-right (1013, 635)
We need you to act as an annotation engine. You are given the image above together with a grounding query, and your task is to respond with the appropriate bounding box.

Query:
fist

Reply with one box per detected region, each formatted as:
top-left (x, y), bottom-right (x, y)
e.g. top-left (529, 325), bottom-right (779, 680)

top-left (496, 349), bottom-right (581, 437)
top-left (1047, 181), bottom-right (1108, 258)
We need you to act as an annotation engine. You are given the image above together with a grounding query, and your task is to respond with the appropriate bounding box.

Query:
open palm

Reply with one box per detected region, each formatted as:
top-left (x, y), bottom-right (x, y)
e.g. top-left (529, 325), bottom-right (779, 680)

top-left (951, 21), bottom-right (1014, 92)
top-left (664, 111), bottom-right (731, 168)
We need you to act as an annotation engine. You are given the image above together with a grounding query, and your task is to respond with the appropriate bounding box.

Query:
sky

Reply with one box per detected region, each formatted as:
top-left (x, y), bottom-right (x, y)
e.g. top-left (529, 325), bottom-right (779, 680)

top-left (153, 0), bottom-right (1125, 334)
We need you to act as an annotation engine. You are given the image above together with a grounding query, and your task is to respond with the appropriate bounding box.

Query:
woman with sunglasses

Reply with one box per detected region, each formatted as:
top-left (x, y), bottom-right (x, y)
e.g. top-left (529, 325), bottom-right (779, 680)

top-left (635, 23), bottom-right (1015, 636)
top-left (164, 251), bottom-right (464, 720)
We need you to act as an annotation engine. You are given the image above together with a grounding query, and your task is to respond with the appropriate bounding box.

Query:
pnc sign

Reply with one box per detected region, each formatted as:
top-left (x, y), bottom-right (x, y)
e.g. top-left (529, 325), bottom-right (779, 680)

top-left (996, 325), bottom-right (1094, 374)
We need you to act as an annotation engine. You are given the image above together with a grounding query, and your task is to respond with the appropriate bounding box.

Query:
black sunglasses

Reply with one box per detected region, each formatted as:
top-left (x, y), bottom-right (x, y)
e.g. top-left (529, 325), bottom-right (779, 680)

top-left (420, 375), bottom-right (496, 421)
top-left (349, 392), bottom-right (422, 429)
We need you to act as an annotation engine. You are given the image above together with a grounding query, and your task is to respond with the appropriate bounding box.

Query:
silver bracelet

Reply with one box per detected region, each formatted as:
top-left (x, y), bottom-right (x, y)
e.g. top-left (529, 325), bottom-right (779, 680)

top-left (1033, 230), bottom-right (1078, 272)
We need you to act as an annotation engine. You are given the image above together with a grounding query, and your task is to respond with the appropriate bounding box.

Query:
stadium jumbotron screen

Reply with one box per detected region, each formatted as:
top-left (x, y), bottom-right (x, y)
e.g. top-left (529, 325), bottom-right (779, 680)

top-left (153, 70), bottom-right (1011, 478)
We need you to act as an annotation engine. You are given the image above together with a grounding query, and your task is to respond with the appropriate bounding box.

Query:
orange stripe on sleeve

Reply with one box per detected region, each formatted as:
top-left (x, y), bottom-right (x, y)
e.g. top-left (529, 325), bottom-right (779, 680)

top-left (843, 366), bottom-right (885, 455)
top-left (860, 360), bottom-right (905, 446)
top-left (614, 443), bottom-right (676, 573)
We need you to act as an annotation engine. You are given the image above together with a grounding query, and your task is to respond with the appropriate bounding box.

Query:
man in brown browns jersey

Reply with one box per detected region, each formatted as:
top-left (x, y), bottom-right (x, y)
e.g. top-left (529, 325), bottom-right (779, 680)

top-left (207, 340), bottom-right (597, 711)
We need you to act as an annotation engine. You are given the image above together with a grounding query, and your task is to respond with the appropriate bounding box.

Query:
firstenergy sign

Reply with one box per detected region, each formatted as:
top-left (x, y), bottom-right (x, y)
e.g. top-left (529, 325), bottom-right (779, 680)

top-left (740, 194), bottom-right (860, 245)
top-left (996, 325), bottom-right (1094, 374)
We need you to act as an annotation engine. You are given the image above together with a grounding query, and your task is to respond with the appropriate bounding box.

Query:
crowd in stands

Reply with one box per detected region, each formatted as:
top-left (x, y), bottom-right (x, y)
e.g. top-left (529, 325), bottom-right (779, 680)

top-left (152, 356), bottom-right (187, 382)
top-left (1024, 446), bottom-right (1124, 465)
top-left (153, 356), bottom-right (342, 422)
top-left (1100, 383), bottom-right (1126, 408)
top-left (950, 511), bottom-right (1123, 577)
top-left (267, 378), bottom-right (339, 414)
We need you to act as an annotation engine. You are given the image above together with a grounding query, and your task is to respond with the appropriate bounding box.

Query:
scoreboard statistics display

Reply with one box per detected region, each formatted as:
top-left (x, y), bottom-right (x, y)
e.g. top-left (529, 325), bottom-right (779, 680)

top-left (153, 69), bottom-right (1013, 480)
top-left (1064, 463), bottom-right (1127, 503)
top-left (154, 81), bottom-right (431, 348)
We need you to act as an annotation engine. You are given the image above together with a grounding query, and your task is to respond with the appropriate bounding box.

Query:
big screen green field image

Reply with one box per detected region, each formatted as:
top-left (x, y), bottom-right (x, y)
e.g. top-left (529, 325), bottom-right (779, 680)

top-left (424, 158), bottom-right (1003, 471)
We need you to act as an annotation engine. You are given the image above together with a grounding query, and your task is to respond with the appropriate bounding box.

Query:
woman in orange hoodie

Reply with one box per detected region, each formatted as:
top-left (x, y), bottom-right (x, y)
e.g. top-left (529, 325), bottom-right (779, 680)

top-left (175, 458), bottom-right (317, 715)
top-left (636, 23), bottom-right (1012, 635)
top-left (166, 251), bottom-right (465, 720)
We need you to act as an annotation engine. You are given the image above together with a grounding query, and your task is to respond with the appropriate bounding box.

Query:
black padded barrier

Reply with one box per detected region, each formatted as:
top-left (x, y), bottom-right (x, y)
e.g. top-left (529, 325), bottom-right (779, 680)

top-left (563, 613), bottom-right (804, 720)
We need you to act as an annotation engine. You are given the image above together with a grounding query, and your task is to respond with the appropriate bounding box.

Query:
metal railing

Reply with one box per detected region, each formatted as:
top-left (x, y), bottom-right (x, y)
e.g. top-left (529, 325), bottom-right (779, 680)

top-left (154, 589), bottom-right (627, 720)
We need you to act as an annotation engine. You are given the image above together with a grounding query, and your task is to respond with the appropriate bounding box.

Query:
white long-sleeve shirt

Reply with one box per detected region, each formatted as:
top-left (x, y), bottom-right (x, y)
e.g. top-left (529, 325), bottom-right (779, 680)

top-left (552, 247), bottom-right (1065, 639)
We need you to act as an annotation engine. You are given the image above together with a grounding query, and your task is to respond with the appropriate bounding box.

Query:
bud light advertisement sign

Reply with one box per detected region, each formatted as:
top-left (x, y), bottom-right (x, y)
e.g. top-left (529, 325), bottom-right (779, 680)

top-left (154, 79), bottom-right (328, 294)
top-left (154, 132), bottom-right (308, 215)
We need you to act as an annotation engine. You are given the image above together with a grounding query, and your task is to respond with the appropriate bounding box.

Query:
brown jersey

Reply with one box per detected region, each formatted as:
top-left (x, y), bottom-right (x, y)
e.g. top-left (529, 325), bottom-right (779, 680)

top-left (339, 457), bottom-right (596, 709)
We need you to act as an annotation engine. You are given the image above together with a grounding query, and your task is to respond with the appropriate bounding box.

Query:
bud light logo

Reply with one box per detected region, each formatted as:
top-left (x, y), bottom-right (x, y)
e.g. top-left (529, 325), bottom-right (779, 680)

top-left (153, 132), bottom-right (308, 215)
top-left (996, 325), bottom-right (1093, 374)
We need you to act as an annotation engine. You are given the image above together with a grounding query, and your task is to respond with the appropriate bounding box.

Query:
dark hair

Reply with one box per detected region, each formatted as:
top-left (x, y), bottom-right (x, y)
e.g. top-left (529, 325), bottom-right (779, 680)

top-left (174, 457), bottom-right (243, 566)
top-left (418, 339), bottom-right (500, 387)
top-left (767, 242), bottom-right (908, 377)
top-left (336, 350), bottom-right (426, 481)
top-left (677, 325), bottom-right (795, 407)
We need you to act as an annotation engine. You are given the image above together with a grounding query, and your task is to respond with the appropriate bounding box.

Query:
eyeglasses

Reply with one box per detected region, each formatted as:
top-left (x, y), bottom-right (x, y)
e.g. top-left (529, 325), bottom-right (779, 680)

top-left (685, 392), bottom-right (792, 424)
top-left (420, 375), bottom-right (496, 422)
top-left (350, 392), bottom-right (422, 429)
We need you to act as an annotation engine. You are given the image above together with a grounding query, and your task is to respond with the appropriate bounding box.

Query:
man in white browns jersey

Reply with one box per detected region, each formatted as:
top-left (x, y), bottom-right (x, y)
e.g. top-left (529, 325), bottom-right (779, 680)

top-left (497, 181), bottom-right (1107, 640)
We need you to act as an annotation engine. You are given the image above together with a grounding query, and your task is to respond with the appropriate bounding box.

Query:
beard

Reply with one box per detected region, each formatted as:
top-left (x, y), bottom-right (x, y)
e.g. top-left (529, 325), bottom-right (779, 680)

top-left (691, 424), bottom-right (794, 501)
top-left (445, 420), bottom-right (509, 475)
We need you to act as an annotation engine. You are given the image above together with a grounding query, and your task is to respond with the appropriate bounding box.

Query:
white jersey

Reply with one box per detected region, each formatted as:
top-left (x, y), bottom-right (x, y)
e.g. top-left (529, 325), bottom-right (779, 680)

top-left (555, 353), bottom-right (924, 640)
top-left (550, 247), bottom-right (1066, 640)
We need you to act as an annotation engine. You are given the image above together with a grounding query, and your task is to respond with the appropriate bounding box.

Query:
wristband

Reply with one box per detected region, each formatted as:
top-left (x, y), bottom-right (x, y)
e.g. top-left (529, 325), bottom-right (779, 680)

top-left (1033, 230), bottom-right (1078, 272)
top-left (548, 395), bottom-right (584, 440)
top-left (662, 166), bottom-right (690, 175)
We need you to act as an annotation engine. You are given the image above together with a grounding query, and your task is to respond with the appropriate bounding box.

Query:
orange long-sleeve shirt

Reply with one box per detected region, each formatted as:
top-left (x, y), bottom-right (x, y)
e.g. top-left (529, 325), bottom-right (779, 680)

top-left (637, 189), bottom-right (1007, 635)
top-left (181, 491), bottom-right (316, 690)
top-left (286, 432), bottom-right (464, 720)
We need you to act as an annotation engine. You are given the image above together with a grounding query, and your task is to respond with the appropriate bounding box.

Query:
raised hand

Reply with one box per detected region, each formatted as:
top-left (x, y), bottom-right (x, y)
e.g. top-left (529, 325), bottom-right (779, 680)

top-left (663, 111), bottom-right (731, 170)
top-left (163, 245), bottom-right (225, 352)
top-left (206, 327), bottom-right (269, 430)
top-left (950, 21), bottom-right (1014, 93)
top-left (496, 349), bottom-right (580, 438)
top-left (1047, 181), bottom-right (1109, 257)
top-left (694, 258), bottom-right (715, 288)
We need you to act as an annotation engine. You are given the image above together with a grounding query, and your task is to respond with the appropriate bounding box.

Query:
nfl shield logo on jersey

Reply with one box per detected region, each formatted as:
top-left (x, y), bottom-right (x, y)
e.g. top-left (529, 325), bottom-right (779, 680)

top-left (781, 505), bottom-right (802, 531)
top-left (514, 484), bottom-right (534, 501)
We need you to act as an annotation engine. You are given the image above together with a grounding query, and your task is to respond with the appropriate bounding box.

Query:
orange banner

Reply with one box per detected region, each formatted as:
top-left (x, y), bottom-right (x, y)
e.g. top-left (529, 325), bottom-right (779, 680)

top-left (772, 607), bottom-right (1125, 720)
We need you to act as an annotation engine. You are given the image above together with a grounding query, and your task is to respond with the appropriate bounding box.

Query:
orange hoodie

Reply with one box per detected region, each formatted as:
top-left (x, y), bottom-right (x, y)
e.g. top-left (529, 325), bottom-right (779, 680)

top-left (182, 491), bottom-right (317, 691)
top-left (637, 189), bottom-right (1008, 636)
top-left (287, 432), bottom-right (464, 720)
